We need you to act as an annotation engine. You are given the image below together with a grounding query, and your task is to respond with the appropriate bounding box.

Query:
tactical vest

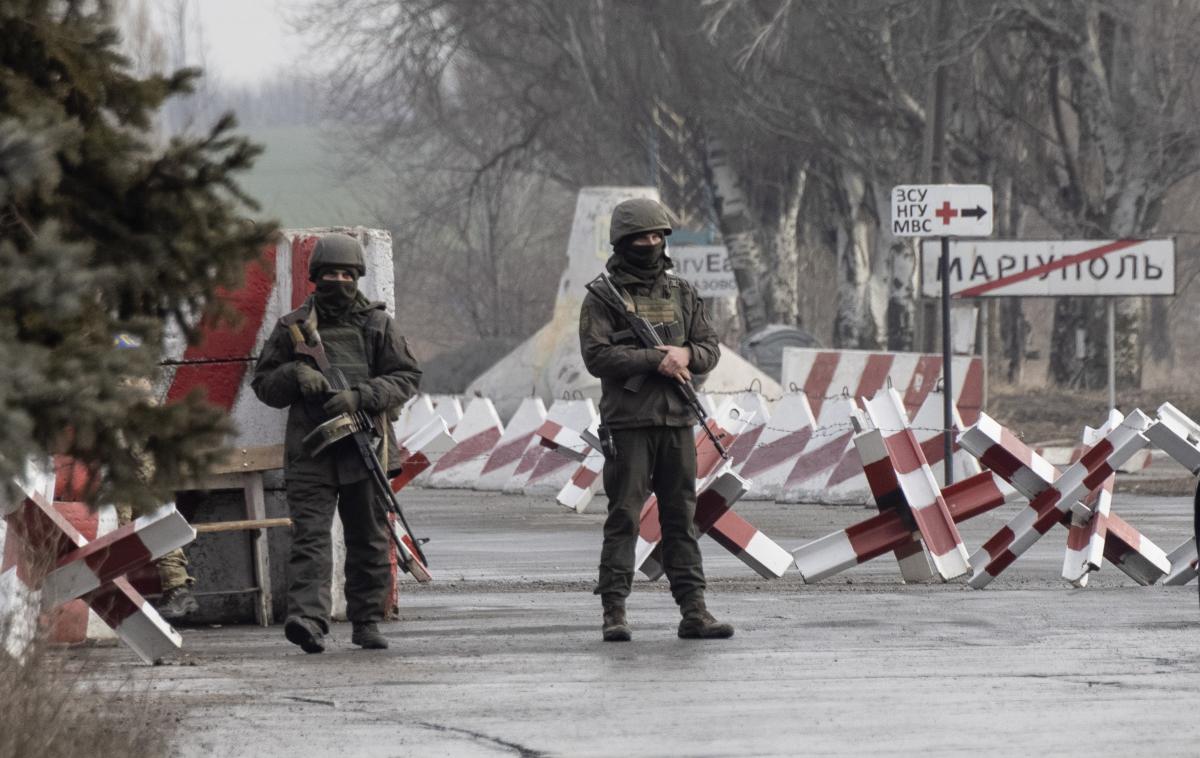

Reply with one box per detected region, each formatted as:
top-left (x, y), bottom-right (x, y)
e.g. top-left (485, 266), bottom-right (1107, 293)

top-left (320, 318), bottom-right (371, 388)
top-left (619, 276), bottom-right (687, 346)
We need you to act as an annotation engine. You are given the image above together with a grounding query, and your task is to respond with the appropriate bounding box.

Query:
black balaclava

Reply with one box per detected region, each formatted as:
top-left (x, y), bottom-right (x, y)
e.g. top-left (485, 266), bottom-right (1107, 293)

top-left (610, 235), bottom-right (669, 287)
top-left (314, 270), bottom-right (360, 322)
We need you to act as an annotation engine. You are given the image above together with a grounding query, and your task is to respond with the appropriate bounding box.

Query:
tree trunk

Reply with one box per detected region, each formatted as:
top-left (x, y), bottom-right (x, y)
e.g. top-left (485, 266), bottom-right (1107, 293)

top-left (832, 168), bottom-right (879, 348)
top-left (761, 167), bottom-right (806, 327)
top-left (873, 183), bottom-right (916, 351)
top-left (704, 137), bottom-right (769, 334)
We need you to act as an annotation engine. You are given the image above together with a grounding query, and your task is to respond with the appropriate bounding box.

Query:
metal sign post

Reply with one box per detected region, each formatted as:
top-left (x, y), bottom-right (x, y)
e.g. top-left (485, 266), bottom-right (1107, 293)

top-left (1107, 299), bottom-right (1116, 411)
top-left (892, 184), bottom-right (994, 485)
top-left (940, 235), bottom-right (952, 483)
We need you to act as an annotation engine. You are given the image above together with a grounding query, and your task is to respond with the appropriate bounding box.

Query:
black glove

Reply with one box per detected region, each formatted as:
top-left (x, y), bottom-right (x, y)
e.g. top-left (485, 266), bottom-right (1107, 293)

top-left (294, 363), bottom-right (331, 399)
top-left (323, 389), bottom-right (361, 416)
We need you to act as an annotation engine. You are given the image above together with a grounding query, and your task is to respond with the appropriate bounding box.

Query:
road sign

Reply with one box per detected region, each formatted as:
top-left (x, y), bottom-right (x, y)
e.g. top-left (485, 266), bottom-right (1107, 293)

top-left (920, 239), bottom-right (1176, 298)
top-left (671, 245), bottom-right (738, 298)
top-left (891, 184), bottom-right (993, 237)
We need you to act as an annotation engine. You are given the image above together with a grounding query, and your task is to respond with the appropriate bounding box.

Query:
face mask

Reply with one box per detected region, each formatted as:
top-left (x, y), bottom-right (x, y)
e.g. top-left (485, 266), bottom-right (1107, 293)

top-left (315, 279), bottom-right (358, 307)
top-left (620, 241), bottom-right (665, 268)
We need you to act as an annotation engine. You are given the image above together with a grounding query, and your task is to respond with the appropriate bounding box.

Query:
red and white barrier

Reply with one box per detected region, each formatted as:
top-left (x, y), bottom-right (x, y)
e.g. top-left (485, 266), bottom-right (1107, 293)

top-left (522, 400), bottom-right (598, 496)
top-left (1062, 474), bottom-right (1113, 588)
top-left (860, 389), bottom-right (970, 580)
top-left (722, 391), bottom-right (772, 471)
top-left (780, 348), bottom-right (984, 426)
top-left (634, 401), bottom-right (790, 579)
top-left (1164, 538), bottom-right (1198, 585)
top-left (792, 468), bottom-right (1021, 583)
top-left (907, 389), bottom-right (981, 485)
top-left (737, 393), bottom-right (816, 501)
top-left (556, 423), bottom-right (605, 513)
top-left (961, 410), bottom-right (1165, 588)
top-left (2, 474), bottom-right (189, 664)
top-left (961, 413), bottom-right (1059, 501)
top-left (39, 505), bottom-right (195, 608)
top-left (1040, 444), bottom-right (1154, 473)
top-left (476, 397), bottom-right (547, 491)
top-left (389, 417), bottom-right (456, 492)
top-left (854, 423), bottom-right (935, 583)
top-left (428, 394), bottom-right (464, 433)
top-left (394, 394), bottom-right (437, 444)
top-left (1145, 402), bottom-right (1200, 474)
top-left (427, 397), bottom-right (504, 489)
top-left (777, 395), bottom-right (859, 504)
top-left (704, 497), bottom-right (794, 578)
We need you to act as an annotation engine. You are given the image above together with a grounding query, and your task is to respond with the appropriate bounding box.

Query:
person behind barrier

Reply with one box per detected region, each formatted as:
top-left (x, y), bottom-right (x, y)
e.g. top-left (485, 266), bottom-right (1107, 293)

top-left (251, 233), bottom-right (421, 654)
top-left (578, 197), bottom-right (733, 642)
top-left (112, 336), bottom-right (200, 621)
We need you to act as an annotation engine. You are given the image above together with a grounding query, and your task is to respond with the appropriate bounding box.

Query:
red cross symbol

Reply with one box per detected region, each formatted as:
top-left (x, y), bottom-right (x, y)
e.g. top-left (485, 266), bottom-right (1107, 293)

top-left (935, 201), bottom-right (958, 225)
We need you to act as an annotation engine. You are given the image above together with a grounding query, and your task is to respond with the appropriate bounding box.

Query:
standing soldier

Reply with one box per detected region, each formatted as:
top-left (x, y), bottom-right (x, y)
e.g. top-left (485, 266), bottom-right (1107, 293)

top-left (579, 198), bottom-right (734, 642)
top-left (252, 233), bottom-right (421, 654)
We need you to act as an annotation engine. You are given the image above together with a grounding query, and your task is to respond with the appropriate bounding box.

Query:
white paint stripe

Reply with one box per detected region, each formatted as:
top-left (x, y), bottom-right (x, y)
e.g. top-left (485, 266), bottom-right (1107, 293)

top-left (1164, 537), bottom-right (1198, 585)
top-left (635, 535), bottom-right (662, 579)
top-left (791, 530), bottom-right (859, 583)
top-left (739, 531), bottom-right (793, 578)
top-left (113, 603), bottom-right (182, 665)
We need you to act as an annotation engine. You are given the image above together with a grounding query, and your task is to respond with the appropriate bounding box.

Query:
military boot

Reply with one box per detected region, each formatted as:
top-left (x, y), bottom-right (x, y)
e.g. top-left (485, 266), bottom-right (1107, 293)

top-left (351, 622), bottom-right (389, 650)
top-left (157, 586), bottom-right (199, 621)
top-left (678, 596), bottom-right (734, 639)
top-left (601, 598), bottom-right (631, 642)
top-left (284, 616), bottom-right (326, 654)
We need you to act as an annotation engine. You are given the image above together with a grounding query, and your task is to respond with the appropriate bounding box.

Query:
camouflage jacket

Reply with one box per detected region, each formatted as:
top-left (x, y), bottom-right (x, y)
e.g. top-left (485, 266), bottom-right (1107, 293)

top-left (579, 265), bottom-right (720, 429)
top-left (251, 296), bottom-right (422, 483)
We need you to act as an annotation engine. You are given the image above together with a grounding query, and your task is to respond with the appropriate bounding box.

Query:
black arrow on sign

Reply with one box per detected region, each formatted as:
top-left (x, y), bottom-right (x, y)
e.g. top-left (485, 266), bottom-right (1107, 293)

top-left (961, 205), bottom-right (987, 219)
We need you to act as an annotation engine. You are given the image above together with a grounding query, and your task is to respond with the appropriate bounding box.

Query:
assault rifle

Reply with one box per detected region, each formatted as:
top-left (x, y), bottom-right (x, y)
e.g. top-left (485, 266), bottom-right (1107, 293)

top-left (283, 313), bottom-right (431, 582)
top-left (584, 273), bottom-right (729, 460)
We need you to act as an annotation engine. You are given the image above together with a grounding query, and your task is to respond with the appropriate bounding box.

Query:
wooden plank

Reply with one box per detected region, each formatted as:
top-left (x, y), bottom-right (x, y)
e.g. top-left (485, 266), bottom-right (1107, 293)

top-left (211, 445), bottom-right (285, 476)
top-left (242, 472), bottom-right (273, 626)
top-left (193, 518), bottom-right (292, 534)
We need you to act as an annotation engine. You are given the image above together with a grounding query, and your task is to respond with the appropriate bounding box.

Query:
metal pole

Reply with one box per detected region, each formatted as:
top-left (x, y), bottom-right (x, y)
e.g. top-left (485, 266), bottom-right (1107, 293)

top-left (1107, 298), bottom-right (1116, 410)
top-left (980, 300), bottom-right (988, 412)
top-left (941, 235), bottom-right (954, 485)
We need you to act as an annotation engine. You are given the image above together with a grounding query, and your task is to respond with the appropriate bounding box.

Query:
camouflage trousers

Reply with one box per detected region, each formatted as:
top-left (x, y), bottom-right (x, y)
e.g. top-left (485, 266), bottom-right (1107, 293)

top-left (115, 504), bottom-right (194, 593)
top-left (595, 426), bottom-right (706, 604)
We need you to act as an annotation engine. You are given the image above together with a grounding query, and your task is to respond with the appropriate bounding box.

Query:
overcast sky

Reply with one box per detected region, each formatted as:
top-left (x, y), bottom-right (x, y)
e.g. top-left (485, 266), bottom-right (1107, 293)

top-left (166, 0), bottom-right (317, 86)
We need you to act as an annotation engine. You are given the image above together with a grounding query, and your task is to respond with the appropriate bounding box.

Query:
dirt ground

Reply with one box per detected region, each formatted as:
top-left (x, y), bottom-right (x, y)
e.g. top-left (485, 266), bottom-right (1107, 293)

top-left (68, 488), bottom-right (1200, 757)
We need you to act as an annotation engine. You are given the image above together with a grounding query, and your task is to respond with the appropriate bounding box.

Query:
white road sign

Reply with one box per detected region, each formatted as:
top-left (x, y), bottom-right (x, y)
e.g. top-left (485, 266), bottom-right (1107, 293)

top-left (892, 184), bottom-right (993, 237)
top-left (920, 239), bottom-right (1176, 298)
top-left (670, 245), bottom-right (738, 298)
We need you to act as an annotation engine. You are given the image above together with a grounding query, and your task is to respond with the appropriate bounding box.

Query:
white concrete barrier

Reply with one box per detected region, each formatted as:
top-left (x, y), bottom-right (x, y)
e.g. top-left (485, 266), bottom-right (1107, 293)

top-left (522, 400), bottom-right (598, 496)
top-left (476, 398), bottom-right (548, 491)
top-left (427, 397), bottom-right (504, 489)
top-left (736, 393), bottom-right (815, 501)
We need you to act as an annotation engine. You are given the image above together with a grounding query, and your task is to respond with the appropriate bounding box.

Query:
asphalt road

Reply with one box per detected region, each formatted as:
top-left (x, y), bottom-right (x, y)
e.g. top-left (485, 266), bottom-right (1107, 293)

top-left (73, 489), bottom-right (1200, 757)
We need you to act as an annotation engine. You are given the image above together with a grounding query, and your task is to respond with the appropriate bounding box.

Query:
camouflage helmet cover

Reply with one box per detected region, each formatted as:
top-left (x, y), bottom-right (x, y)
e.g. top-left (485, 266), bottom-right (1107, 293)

top-left (608, 197), bottom-right (675, 245)
top-left (308, 233), bottom-right (366, 281)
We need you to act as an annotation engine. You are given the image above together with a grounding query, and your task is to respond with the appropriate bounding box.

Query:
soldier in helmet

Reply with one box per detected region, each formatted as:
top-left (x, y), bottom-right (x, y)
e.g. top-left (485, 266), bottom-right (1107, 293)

top-left (252, 233), bottom-right (421, 653)
top-left (578, 197), bottom-right (733, 642)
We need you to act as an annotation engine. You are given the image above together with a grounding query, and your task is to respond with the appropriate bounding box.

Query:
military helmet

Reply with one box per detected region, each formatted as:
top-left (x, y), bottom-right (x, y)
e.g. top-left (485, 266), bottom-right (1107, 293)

top-left (609, 198), bottom-right (675, 245)
top-left (308, 233), bottom-right (366, 281)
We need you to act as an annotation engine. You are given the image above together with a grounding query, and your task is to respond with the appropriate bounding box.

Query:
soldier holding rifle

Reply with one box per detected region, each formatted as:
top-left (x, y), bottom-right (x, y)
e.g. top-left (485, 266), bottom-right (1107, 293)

top-left (252, 233), bottom-right (421, 654)
top-left (578, 198), bottom-right (734, 642)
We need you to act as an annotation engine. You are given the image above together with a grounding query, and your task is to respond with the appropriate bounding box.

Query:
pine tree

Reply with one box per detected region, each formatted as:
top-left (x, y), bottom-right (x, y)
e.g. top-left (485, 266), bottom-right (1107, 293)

top-left (0, 0), bottom-right (276, 509)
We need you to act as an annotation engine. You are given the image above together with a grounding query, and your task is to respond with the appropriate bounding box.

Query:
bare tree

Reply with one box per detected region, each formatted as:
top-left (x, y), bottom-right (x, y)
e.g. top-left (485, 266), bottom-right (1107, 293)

top-left (988, 1), bottom-right (1200, 388)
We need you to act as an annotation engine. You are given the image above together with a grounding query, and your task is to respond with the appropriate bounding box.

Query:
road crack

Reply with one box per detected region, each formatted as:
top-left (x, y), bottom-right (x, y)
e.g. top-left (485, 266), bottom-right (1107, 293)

top-left (414, 720), bottom-right (551, 757)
